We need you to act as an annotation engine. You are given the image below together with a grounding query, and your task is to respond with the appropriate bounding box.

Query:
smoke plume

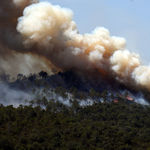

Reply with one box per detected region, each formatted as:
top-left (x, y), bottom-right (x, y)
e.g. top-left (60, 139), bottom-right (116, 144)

top-left (0, 0), bottom-right (150, 91)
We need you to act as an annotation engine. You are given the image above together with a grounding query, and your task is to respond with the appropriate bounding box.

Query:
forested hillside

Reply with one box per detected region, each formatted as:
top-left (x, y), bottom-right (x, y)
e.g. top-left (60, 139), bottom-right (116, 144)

top-left (0, 99), bottom-right (150, 150)
top-left (1, 0), bottom-right (150, 149)
top-left (0, 71), bottom-right (150, 150)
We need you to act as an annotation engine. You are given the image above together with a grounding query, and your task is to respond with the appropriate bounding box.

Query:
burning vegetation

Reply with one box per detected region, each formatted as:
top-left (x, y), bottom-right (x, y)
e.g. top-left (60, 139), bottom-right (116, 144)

top-left (1, 1), bottom-right (150, 149)
top-left (0, 69), bottom-right (148, 107)
top-left (0, 86), bottom-right (150, 149)
top-left (0, 0), bottom-right (150, 99)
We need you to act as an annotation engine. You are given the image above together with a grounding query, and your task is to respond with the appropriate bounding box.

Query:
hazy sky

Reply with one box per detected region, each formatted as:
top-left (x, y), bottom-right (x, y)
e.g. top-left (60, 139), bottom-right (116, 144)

top-left (40, 0), bottom-right (150, 65)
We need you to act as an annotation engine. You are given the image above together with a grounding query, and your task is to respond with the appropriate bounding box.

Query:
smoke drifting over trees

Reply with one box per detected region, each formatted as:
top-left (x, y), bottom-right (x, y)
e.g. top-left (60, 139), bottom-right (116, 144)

top-left (1, 2), bottom-right (150, 149)
top-left (0, 0), bottom-right (150, 93)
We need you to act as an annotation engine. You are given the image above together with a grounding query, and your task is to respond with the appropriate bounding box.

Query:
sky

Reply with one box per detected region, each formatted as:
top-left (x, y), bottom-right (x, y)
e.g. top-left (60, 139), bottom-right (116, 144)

top-left (40, 0), bottom-right (150, 65)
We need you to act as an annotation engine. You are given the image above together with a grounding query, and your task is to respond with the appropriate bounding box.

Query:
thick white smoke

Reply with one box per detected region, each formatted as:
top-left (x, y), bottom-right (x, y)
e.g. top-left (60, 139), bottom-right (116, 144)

top-left (132, 65), bottom-right (150, 89)
top-left (16, 2), bottom-right (128, 72)
top-left (0, 0), bottom-right (52, 76)
top-left (0, 0), bottom-right (150, 91)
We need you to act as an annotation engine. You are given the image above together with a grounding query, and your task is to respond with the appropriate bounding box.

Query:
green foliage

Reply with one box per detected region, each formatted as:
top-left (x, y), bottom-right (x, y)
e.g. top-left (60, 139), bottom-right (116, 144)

top-left (72, 87), bottom-right (78, 100)
top-left (54, 86), bottom-right (62, 94)
top-left (0, 95), bottom-right (150, 149)
top-left (124, 91), bottom-right (129, 98)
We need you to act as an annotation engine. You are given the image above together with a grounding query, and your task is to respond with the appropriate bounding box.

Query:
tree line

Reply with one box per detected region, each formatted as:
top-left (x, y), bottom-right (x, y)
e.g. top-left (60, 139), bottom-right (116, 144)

top-left (0, 97), bottom-right (150, 149)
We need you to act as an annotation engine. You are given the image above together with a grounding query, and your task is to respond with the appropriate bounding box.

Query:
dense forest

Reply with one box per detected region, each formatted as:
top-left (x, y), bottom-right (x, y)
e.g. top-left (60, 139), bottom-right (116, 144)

top-left (0, 71), bottom-right (150, 150)
top-left (1, 89), bottom-right (150, 150)
top-left (1, 0), bottom-right (150, 149)
top-left (1, 100), bottom-right (150, 150)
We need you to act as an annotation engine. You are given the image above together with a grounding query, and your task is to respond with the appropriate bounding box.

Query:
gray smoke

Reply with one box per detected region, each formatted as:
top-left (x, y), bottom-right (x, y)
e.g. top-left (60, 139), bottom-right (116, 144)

top-left (0, 0), bottom-right (150, 97)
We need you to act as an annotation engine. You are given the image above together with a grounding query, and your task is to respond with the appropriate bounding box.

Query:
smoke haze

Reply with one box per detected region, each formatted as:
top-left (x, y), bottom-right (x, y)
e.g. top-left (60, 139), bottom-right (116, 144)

top-left (0, 0), bottom-right (150, 91)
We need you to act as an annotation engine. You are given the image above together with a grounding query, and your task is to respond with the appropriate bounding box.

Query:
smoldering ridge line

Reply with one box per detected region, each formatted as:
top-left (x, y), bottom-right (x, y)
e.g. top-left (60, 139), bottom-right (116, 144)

top-left (0, 70), bottom-right (148, 107)
top-left (0, 0), bottom-right (150, 97)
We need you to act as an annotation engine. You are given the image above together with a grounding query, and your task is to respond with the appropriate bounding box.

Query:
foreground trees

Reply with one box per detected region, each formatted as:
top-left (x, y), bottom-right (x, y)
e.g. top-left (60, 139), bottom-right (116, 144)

top-left (0, 101), bottom-right (150, 150)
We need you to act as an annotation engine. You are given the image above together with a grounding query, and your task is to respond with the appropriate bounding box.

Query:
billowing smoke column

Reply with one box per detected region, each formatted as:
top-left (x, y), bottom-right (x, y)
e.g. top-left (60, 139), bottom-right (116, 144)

top-left (0, 0), bottom-right (150, 90)
top-left (0, 0), bottom-right (53, 76)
